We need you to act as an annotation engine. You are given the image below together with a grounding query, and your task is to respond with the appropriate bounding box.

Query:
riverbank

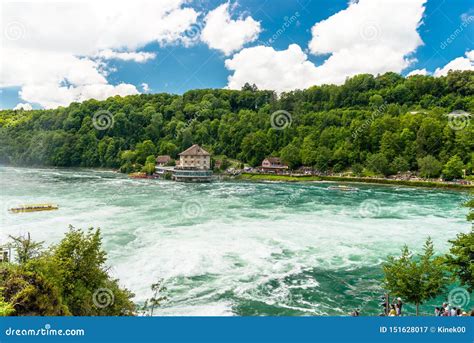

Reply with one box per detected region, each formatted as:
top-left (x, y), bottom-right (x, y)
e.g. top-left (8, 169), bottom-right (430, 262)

top-left (235, 173), bottom-right (474, 190)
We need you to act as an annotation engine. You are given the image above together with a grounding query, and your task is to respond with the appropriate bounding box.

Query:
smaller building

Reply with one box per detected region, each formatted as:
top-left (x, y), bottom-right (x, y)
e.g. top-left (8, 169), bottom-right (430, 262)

top-left (260, 157), bottom-right (289, 173)
top-left (156, 155), bottom-right (171, 167)
top-left (0, 246), bottom-right (11, 263)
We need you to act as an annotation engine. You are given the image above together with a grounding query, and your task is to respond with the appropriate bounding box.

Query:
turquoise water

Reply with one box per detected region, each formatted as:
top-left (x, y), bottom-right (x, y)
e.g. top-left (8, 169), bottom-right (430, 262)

top-left (0, 166), bottom-right (471, 316)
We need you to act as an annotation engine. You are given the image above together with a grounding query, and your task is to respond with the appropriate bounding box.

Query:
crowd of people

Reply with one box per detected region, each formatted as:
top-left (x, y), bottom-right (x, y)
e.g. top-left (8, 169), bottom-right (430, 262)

top-left (350, 297), bottom-right (474, 316)
top-left (434, 303), bottom-right (472, 316)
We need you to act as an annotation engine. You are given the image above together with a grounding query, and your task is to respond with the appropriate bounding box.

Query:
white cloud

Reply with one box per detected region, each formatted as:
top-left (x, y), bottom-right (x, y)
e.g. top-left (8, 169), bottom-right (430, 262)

top-left (434, 50), bottom-right (474, 76)
top-left (225, 44), bottom-right (319, 92)
top-left (308, 0), bottom-right (427, 83)
top-left (407, 68), bottom-right (428, 76)
top-left (1, 0), bottom-right (199, 108)
top-left (19, 83), bottom-right (138, 110)
top-left (201, 3), bottom-right (261, 55)
top-left (13, 103), bottom-right (33, 111)
top-left (96, 50), bottom-right (156, 63)
top-left (225, 0), bottom-right (427, 91)
top-left (141, 83), bottom-right (150, 92)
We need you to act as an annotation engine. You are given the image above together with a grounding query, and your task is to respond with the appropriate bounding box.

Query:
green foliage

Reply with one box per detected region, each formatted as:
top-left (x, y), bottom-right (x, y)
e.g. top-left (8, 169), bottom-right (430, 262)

top-left (1, 71), bottom-right (473, 177)
top-left (142, 278), bottom-right (168, 316)
top-left (390, 156), bottom-right (410, 173)
top-left (0, 263), bottom-right (69, 316)
top-left (442, 155), bottom-right (464, 180)
top-left (280, 143), bottom-right (301, 169)
top-left (382, 238), bottom-right (447, 315)
top-left (0, 227), bottom-right (135, 316)
top-left (142, 155), bottom-right (156, 175)
top-left (0, 288), bottom-right (15, 316)
top-left (417, 155), bottom-right (442, 178)
top-left (445, 227), bottom-right (474, 292)
top-left (465, 198), bottom-right (474, 222)
top-left (351, 163), bottom-right (364, 176)
top-left (366, 153), bottom-right (391, 176)
top-left (8, 233), bottom-right (43, 264)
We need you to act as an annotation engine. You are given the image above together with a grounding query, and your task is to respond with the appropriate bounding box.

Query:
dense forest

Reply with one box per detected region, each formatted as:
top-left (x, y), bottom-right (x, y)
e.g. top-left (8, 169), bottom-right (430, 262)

top-left (0, 71), bottom-right (473, 179)
top-left (0, 228), bottom-right (135, 316)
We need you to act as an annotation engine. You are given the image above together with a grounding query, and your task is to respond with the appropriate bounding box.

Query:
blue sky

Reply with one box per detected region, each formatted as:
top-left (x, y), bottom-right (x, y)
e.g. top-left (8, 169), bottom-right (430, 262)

top-left (1, 0), bottom-right (473, 109)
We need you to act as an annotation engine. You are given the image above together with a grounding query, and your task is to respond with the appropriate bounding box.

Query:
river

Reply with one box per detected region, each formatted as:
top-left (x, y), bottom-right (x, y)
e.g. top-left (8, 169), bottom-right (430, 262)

top-left (0, 166), bottom-right (471, 315)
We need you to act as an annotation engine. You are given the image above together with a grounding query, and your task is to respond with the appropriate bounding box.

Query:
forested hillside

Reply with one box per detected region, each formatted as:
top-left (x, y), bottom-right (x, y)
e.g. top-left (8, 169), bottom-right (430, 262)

top-left (1, 71), bottom-right (473, 179)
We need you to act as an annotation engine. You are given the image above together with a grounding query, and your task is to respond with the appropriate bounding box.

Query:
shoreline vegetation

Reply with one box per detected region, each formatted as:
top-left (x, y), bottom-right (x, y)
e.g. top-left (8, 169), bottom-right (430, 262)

top-left (0, 71), bottom-right (473, 188)
top-left (234, 173), bottom-right (474, 190)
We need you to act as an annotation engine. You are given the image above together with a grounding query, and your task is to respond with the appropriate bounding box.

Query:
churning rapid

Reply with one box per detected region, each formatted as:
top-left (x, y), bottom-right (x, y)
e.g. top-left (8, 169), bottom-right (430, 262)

top-left (0, 167), bottom-right (470, 315)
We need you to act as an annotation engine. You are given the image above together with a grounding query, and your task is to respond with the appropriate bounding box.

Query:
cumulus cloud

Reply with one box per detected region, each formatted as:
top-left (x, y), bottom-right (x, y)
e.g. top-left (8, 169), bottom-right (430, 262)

top-left (201, 3), bottom-right (261, 55)
top-left (434, 50), bottom-right (474, 76)
top-left (225, 44), bottom-right (319, 92)
top-left (307, 0), bottom-right (427, 83)
top-left (96, 50), bottom-right (156, 63)
top-left (407, 68), bottom-right (428, 76)
top-left (226, 0), bottom-right (427, 91)
top-left (141, 83), bottom-right (150, 92)
top-left (19, 83), bottom-right (138, 110)
top-left (1, 0), bottom-right (198, 108)
top-left (13, 103), bottom-right (33, 111)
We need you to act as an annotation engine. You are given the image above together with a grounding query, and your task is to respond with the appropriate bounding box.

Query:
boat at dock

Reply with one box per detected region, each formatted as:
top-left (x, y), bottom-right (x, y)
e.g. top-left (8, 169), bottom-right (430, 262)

top-left (8, 204), bottom-right (59, 213)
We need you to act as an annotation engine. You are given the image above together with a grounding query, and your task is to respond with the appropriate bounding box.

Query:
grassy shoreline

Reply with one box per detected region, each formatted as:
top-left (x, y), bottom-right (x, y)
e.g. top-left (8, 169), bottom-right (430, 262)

top-left (235, 173), bottom-right (473, 190)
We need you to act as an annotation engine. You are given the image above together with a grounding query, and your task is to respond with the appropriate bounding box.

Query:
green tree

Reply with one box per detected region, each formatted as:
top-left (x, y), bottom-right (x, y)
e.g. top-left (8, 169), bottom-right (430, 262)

top-left (445, 229), bottom-right (474, 292)
top-left (142, 278), bottom-right (168, 316)
top-left (417, 155), bottom-right (442, 178)
top-left (442, 155), bottom-right (464, 180)
top-left (315, 146), bottom-right (332, 172)
top-left (366, 153), bottom-right (391, 176)
top-left (444, 198), bottom-right (473, 292)
top-left (135, 140), bottom-right (156, 165)
top-left (390, 156), bottom-right (409, 174)
top-left (280, 143), bottom-right (301, 170)
top-left (50, 226), bottom-right (135, 316)
top-left (142, 155), bottom-right (156, 175)
top-left (8, 233), bottom-right (43, 264)
top-left (382, 238), bottom-right (447, 315)
top-left (351, 163), bottom-right (364, 176)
